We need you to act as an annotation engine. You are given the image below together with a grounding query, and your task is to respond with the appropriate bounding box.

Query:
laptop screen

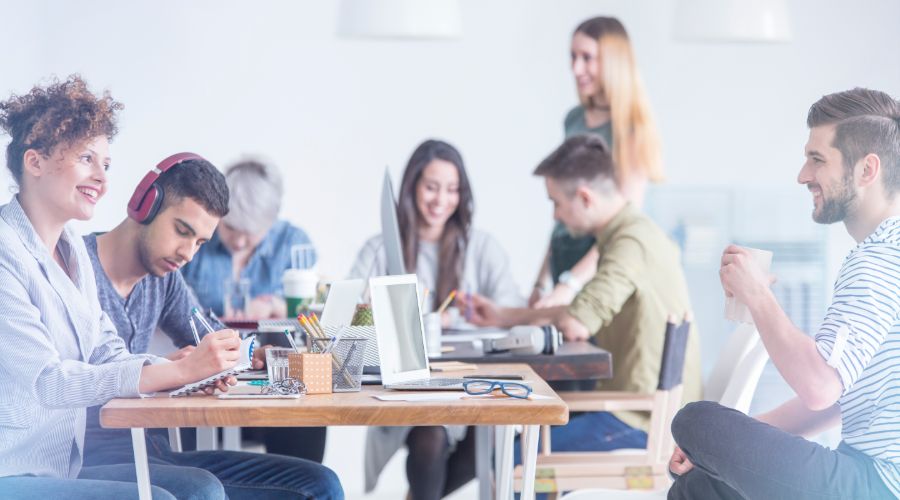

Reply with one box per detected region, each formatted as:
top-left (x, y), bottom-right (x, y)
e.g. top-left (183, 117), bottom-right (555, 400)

top-left (370, 275), bottom-right (428, 384)
top-left (320, 279), bottom-right (365, 326)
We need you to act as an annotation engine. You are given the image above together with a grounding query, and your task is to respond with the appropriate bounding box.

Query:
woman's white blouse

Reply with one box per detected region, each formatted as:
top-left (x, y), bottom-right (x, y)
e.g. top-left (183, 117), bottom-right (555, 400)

top-left (0, 198), bottom-right (159, 479)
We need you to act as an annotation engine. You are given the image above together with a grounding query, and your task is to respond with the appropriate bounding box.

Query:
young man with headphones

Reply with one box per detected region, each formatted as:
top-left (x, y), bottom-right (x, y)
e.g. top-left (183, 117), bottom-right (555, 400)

top-left (81, 153), bottom-right (344, 499)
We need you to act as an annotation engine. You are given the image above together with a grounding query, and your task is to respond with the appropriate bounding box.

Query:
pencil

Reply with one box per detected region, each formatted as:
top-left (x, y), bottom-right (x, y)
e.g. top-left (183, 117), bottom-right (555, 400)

top-left (421, 287), bottom-right (430, 311)
top-left (310, 313), bottom-right (327, 337)
top-left (299, 315), bottom-right (320, 339)
top-left (436, 290), bottom-right (457, 315)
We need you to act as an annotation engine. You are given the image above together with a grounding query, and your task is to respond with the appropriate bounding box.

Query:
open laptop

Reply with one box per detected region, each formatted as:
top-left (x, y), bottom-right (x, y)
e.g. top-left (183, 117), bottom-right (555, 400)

top-left (320, 279), bottom-right (381, 371)
top-left (320, 279), bottom-right (366, 327)
top-left (370, 274), bottom-right (465, 391)
top-left (381, 168), bottom-right (407, 276)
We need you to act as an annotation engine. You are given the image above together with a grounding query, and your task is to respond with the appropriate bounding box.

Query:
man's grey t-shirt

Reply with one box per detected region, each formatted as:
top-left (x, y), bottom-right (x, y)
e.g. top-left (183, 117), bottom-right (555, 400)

top-left (82, 233), bottom-right (214, 461)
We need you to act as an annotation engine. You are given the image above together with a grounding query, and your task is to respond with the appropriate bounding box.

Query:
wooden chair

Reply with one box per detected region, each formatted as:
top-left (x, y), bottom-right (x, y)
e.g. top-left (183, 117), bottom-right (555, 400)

top-left (515, 321), bottom-right (771, 498)
top-left (513, 317), bottom-right (692, 496)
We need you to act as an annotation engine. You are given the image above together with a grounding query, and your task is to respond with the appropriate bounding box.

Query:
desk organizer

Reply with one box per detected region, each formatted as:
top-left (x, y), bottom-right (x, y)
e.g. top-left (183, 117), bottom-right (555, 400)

top-left (317, 325), bottom-right (379, 367)
top-left (288, 352), bottom-right (332, 394)
top-left (310, 337), bottom-right (368, 392)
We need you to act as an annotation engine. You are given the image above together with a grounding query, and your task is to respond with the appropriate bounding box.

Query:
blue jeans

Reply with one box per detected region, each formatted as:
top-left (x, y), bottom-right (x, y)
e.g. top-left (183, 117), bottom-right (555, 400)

top-left (669, 401), bottom-right (895, 500)
top-left (83, 430), bottom-right (343, 500)
top-left (0, 463), bottom-right (222, 499)
top-left (513, 411), bottom-right (648, 463)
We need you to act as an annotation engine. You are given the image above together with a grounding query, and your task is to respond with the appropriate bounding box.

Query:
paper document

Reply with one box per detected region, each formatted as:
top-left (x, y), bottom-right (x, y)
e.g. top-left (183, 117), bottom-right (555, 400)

top-left (170, 335), bottom-right (256, 397)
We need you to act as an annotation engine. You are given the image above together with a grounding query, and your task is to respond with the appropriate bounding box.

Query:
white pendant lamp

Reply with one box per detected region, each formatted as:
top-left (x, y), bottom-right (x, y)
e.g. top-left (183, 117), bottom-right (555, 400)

top-left (337, 0), bottom-right (462, 39)
top-left (674, 0), bottom-right (793, 43)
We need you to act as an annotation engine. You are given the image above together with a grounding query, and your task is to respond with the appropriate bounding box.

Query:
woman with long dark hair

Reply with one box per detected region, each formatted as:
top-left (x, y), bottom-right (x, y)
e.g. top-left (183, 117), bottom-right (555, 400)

top-left (351, 139), bottom-right (521, 500)
top-left (531, 16), bottom-right (664, 308)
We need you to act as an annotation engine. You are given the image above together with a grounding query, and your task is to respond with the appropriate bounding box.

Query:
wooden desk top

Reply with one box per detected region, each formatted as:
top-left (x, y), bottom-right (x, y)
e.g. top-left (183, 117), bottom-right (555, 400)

top-left (437, 341), bottom-right (612, 382)
top-left (101, 364), bottom-right (568, 429)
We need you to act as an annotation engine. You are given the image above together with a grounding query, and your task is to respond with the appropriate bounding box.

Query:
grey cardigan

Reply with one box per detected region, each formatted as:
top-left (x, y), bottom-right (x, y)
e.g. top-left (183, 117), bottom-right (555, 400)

top-left (348, 228), bottom-right (523, 491)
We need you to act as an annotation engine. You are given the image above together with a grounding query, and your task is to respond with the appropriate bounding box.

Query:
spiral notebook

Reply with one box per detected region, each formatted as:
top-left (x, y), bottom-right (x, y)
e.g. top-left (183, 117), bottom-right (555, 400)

top-left (170, 335), bottom-right (256, 397)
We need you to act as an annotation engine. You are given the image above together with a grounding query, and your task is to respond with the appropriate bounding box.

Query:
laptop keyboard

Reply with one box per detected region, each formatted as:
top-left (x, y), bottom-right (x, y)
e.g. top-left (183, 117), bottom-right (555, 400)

top-left (386, 378), bottom-right (467, 391)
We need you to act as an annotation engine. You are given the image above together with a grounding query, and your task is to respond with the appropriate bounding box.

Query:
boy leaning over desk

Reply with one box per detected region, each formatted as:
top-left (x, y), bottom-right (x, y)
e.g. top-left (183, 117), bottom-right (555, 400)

top-left (82, 152), bottom-right (343, 499)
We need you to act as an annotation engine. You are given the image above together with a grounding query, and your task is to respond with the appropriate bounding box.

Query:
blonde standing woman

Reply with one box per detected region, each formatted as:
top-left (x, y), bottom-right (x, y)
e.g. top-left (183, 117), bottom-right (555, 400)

top-left (531, 16), bottom-right (663, 308)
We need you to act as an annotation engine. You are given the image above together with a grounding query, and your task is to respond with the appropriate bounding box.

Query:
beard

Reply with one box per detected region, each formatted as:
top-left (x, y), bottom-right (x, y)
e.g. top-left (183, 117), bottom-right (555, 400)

top-left (813, 173), bottom-right (857, 224)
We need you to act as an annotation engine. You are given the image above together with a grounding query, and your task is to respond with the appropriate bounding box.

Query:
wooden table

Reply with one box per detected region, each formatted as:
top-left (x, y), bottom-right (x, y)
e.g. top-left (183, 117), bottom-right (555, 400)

top-left (439, 340), bottom-right (613, 382)
top-left (101, 364), bottom-right (567, 500)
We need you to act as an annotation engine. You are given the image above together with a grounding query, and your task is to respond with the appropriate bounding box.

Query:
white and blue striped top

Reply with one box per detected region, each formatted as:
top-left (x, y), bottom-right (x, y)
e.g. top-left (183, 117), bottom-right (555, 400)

top-left (815, 216), bottom-right (900, 496)
top-left (0, 198), bottom-right (160, 479)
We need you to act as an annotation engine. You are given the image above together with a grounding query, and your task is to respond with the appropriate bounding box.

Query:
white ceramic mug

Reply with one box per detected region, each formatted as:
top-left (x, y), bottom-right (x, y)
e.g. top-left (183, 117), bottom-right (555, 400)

top-left (724, 247), bottom-right (773, 324)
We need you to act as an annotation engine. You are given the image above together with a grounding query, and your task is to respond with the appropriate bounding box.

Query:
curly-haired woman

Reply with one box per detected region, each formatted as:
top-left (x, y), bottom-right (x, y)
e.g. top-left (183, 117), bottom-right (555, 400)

top-left (0, 76), bottom-right (244, 499)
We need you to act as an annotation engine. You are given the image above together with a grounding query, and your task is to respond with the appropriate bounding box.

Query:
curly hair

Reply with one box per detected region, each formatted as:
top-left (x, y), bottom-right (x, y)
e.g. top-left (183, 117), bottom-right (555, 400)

top-left (0, 75), bottom-right (123, 184)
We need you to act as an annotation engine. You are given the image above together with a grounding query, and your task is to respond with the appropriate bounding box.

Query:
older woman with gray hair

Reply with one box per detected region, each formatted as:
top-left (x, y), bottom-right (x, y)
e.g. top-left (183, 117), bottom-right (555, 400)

top-left (181, 159), bottom-right (326, 462)
top-left (182, 159), bottom-right (316, 319)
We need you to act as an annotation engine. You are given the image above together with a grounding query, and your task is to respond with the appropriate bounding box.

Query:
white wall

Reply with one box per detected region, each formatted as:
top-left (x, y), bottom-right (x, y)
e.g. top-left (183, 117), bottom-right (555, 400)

top-left (2, 0), bottom-right (898, 286)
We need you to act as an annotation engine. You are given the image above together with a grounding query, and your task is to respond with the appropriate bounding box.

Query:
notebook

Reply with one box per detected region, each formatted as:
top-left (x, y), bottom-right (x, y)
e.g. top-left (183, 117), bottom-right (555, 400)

top-left (170, 335), bottom-right (257, 397)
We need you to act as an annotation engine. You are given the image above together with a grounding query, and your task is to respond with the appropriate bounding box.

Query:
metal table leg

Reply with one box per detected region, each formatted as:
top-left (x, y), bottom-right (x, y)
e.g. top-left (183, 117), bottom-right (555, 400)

top-left (495, 425), bottom-right (515, 500)
top-left (196, 426), bottom-right (218, 450)
top-left (520, 425), bottom-right (540, 500)
top-left (222, 427), bottom-right (241, 450)
top-left (131, 428), bottom-right (152, 500)
top-left (167, 428), bottom-right (182, 453)
top-left (475, 426), bottom-right (494, 500)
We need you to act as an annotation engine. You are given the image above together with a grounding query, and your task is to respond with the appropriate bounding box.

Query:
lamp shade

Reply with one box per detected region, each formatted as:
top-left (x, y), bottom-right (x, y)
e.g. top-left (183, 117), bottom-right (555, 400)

top-left (674, 0), bottom-right (793, 43)
top-left (337, 0), bottom-right (462, 39)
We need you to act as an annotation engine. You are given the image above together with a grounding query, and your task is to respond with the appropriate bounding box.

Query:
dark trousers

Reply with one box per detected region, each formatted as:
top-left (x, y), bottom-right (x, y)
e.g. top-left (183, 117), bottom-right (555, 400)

top-left (179, 426), bottom-right (328, 463)
top-left (405, 426), bottom-right (477, 500)
top-left (84, 429), bottom-right (342, 500)
top-left (669, 401), bottom-right (894, 500)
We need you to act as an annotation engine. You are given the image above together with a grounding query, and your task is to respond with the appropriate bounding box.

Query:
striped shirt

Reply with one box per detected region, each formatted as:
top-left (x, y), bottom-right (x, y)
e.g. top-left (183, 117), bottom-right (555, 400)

top-left (815, 216), bottom-right (900, 496)
top-left (0, 198), bottom-right (159, 479)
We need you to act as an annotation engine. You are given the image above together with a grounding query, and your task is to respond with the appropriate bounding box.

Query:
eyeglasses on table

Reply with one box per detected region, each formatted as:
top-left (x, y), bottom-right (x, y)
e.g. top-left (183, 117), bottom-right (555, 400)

top-left (462, 379), bottom-right (532, 399)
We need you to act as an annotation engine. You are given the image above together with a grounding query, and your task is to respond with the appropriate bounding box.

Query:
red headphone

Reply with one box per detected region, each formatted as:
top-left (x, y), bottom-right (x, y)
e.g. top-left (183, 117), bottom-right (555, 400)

top-left (127, 152), bottom-right (205, 224)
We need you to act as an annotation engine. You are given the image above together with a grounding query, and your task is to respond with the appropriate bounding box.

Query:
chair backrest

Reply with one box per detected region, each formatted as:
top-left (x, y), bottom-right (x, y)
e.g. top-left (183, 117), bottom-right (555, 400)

top-left (703, 323), bottom-right (760, 402)
top-left (657, 320), bottom-right (691, 390)
top-left (718, 339), bottom-right (769, 413)
top-left (646, 319), bottom-right (691, 464)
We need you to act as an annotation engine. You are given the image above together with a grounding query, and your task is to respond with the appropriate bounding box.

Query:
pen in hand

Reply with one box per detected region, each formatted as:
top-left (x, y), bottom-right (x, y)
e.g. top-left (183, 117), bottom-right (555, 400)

top-left (189, 316), bottom-right (202, 346)
top-left (192, 307), bottom-right (216, 334)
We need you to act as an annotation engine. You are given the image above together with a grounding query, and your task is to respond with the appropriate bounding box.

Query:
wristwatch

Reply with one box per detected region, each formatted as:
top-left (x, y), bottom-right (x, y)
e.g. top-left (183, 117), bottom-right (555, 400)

top-left (558, 271), bottom-right (583, 292)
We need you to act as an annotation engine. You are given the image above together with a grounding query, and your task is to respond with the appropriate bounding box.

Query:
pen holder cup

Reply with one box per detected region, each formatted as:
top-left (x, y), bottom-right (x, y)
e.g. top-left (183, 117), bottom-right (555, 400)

top-left (288, 352), bottom-right (332, 394)
top-left (311, 325), bottom-right (379, 366)
top-left (310, 337), bottom-right (367, 392)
